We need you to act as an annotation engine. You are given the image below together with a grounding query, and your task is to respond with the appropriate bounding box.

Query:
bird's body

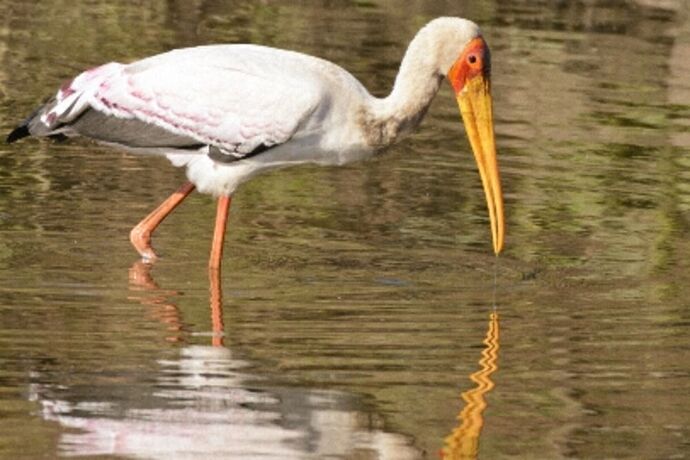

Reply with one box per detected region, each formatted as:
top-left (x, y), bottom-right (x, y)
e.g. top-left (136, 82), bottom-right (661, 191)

top-left (22, 44), bottom-right (371, 195)
top-left (8, 17), bottom-right (504, 268)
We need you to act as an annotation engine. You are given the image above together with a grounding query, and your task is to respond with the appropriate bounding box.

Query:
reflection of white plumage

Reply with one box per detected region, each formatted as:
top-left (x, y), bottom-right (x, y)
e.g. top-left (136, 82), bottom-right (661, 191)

top-left (7, 17), bottom-right (504, 269)
top-left (30, 346), bottom-right (422, 459)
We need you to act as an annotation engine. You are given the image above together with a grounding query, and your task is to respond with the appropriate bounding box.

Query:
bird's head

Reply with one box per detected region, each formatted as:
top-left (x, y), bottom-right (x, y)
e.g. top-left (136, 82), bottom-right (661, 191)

top-left (431, 19), bottom-right (504, 254)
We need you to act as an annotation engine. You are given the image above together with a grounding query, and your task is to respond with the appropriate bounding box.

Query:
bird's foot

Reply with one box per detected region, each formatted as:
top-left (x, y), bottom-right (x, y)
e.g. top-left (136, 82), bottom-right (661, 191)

top-left (139, 251), bottom-right (159, 263)
top-left (129, 227), bottom-right (159, 262)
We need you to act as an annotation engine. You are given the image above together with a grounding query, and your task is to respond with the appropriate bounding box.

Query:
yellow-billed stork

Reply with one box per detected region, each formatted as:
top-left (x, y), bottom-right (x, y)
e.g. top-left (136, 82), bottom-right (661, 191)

top-left (7, 17), bottom-right (505, 270)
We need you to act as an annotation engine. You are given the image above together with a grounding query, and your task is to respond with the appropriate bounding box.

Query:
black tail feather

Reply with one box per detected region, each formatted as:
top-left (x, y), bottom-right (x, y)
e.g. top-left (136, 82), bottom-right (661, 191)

top-left (6, 104), bottom-right (49, 143)
top-left (6, 124), bottom-right (30, 143)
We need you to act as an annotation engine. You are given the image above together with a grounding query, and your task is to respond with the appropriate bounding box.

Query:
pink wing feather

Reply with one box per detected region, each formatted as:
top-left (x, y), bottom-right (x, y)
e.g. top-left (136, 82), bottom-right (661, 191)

top-left (38, 45), bottom-right (321, 158)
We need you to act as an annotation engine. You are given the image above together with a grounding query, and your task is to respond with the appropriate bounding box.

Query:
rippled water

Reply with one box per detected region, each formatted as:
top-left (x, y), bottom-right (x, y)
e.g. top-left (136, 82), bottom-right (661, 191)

top-left (1, 1), bottom-right (689, 458)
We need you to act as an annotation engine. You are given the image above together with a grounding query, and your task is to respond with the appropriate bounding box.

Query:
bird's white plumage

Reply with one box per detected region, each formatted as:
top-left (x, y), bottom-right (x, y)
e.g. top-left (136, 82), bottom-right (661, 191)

top-left (33, 17), bottom-right (483, 196)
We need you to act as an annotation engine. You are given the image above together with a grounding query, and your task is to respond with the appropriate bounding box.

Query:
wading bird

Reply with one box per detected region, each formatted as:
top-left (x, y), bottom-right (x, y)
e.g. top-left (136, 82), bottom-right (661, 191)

top-left (7, 17), bottom-right (504, 270)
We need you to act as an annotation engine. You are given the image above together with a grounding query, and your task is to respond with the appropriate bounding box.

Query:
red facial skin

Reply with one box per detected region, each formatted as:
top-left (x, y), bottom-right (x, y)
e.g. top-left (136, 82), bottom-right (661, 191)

top-left (447, 37), bottom-right (491, 94)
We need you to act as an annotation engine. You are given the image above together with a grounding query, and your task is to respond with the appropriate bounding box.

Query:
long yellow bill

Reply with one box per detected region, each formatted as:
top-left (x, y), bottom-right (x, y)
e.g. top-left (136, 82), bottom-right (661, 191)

top-left (457, 74), bottom-right (505, 255)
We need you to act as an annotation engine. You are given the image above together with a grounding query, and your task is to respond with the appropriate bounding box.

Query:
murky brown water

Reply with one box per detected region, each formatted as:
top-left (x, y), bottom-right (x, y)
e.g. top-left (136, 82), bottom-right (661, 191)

top-left (1, 1), bottom-right (689, 458)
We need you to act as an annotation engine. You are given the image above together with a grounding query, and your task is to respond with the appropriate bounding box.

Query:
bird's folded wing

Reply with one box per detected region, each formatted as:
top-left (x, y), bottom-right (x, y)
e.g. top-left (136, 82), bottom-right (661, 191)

top-left (36, 50), bottom-right (321, 160)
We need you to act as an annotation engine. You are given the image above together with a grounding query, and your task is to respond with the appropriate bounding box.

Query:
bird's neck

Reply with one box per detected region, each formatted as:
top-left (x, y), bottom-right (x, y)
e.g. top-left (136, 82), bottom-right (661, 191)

top-left (363, 30), bottom-right (444, 148)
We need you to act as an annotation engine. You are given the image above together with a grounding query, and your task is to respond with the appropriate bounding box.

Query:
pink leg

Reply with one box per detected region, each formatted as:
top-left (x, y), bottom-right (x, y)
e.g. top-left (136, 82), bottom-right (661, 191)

top-left (209, 195), bottom-right (232, 271)
top-left (209, 265), bottom-right (224, 347)
top-left (209, 196), bottom-right (231, 346)
top-left (130, 182), bottom-right (196, 261)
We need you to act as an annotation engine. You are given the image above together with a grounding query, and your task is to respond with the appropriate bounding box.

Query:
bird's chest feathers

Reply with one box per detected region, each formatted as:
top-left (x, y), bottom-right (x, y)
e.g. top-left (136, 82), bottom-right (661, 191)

top-left (356, 105), bottom-right (427, 150)
top-left (358, 113), bottom-right (403, 148)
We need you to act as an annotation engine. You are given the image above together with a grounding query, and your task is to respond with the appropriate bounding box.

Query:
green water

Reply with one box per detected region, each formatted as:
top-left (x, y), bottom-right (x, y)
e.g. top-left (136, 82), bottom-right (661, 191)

top-left (1, 1), bottom-right (689, 458)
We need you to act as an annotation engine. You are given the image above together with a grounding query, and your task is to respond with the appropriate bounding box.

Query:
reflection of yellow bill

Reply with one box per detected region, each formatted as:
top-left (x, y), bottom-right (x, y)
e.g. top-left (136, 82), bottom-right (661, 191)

top-left (442, 312), bottom-right (500, 459)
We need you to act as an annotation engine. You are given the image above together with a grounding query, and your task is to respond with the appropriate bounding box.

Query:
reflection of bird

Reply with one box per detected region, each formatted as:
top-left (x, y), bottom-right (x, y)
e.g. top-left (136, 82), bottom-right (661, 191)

top-left (129, 261), bottom-right (225, 346)
top-left (30, 345), bottom-right (423, 459)
top-left (442, 312), bottom-right (500, 459)
top-left (7, 17), bottom-right (504, 269)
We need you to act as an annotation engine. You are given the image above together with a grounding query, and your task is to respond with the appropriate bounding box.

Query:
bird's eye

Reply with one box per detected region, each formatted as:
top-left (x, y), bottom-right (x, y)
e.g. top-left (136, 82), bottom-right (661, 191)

top-left (468, 54), bottom-right (477, 64)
